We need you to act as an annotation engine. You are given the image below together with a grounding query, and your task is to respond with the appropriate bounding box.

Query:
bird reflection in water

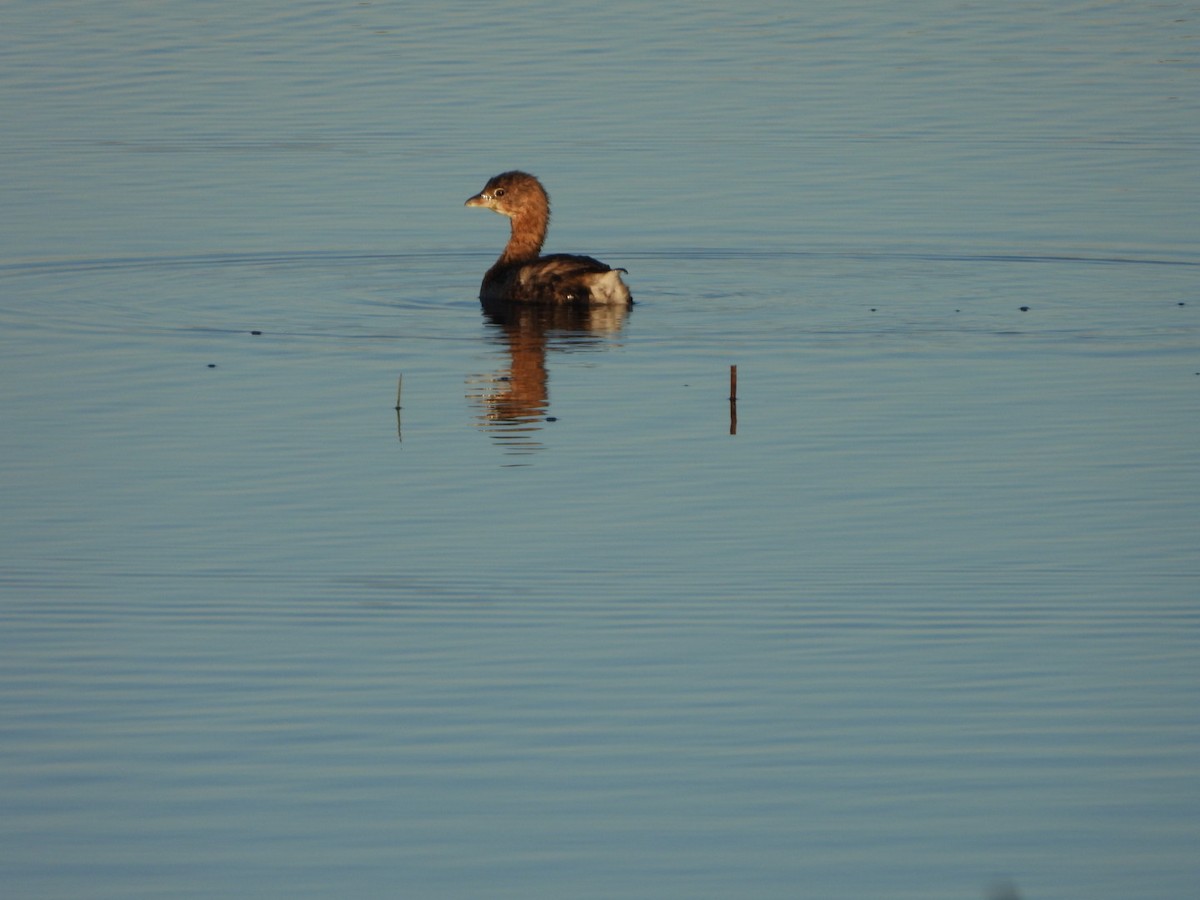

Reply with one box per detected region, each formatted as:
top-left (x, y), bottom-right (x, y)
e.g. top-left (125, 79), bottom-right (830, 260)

top-left (467, 298), bottom-right (630, 454)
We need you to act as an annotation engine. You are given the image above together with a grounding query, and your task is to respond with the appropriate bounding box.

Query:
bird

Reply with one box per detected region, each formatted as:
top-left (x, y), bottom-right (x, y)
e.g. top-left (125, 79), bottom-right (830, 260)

top-left (465, 171), bottom-right (631, 305)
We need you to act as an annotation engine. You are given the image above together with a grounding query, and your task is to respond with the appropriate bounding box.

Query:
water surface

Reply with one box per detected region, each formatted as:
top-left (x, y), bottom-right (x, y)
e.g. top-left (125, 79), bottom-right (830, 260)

top-left (2, 2), bottom-right (1197, 898)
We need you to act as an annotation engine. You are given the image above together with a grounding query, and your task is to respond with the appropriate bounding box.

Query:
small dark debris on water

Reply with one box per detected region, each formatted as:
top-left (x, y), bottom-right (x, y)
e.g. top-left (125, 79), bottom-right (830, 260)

top-left (1019, 306), bottom-right (1030, 312)
top-left (250, 330), bottom-right (262, 335)
top-left (207, 364), bottom-right (217, 368)
top-left (984, 879), bottom-right (1022, 900)
top-left (545, 416), bottom-right (557, 422)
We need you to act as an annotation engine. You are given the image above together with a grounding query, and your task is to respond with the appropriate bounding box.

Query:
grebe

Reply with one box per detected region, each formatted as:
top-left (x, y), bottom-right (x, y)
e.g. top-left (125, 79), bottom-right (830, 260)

top-left (465, 171), bottom-right (632, 305)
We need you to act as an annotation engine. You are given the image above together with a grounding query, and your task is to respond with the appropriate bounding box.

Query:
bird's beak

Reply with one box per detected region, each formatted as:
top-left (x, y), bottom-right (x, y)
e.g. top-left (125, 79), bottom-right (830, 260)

top-left (465, 192), bottom-right (488, 208)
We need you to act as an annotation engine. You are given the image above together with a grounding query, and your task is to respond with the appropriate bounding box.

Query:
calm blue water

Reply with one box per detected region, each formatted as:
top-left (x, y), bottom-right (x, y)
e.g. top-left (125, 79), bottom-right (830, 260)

top-left (2, 2), bottom-right (1197, 898)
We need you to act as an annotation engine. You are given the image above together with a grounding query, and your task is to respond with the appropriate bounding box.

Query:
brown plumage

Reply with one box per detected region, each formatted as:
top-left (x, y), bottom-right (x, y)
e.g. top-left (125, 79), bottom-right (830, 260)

top-left (465, 171), bottom-right (632, 305)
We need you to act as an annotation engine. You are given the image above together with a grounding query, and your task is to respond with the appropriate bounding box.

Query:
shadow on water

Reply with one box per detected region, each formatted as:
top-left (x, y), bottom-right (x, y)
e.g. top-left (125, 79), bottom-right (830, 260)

top-left (466, 298), bottom-right (630, 456)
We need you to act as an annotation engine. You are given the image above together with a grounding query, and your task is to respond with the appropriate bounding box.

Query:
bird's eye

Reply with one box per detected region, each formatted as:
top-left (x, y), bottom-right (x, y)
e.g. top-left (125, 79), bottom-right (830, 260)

top-left (493, 188), bottom-right (505, 198)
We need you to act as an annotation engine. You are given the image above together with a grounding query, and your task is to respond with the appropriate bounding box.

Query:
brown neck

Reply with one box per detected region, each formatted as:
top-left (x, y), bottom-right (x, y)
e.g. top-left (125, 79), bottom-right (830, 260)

top-left (498, 208), bottom-right (548, 264)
